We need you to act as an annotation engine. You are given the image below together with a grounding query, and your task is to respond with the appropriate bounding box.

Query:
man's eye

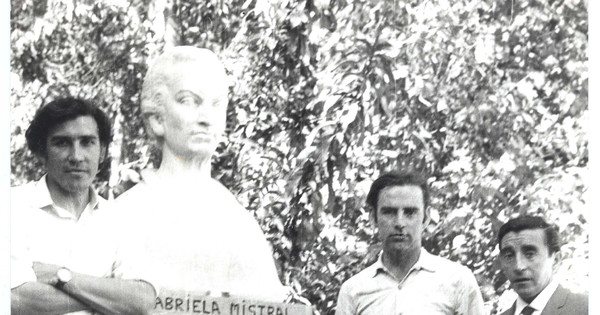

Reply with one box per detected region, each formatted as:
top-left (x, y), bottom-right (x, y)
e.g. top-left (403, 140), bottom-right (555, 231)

top-left (502, 252), bottom-right (514, 260)
top-left (524, 251), bottom-right (536, 258)
top-left (52, 140), bottom-right (68, 147)
top-left (380, 209), bottom-right (395, 215)
top-left (404, 209), bottom-right (416, 216)
top-left (81, 139), bottom-right (96, 146)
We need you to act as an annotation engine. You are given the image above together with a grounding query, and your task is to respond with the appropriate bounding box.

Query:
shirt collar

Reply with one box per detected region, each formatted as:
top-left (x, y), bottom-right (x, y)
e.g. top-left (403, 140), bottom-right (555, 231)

top-left (33, 174), bottom-right (101, 218)
top-left (514, 278), bottom-right (559, 315)
top-left (372, 248), bottom-right (437, 278)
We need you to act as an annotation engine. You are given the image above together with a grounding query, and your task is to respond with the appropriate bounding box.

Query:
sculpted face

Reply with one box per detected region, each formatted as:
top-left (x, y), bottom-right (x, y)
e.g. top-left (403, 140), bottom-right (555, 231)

top-left (44, 116), bottom-right (103, 194)
top-left (499, 229), bottom-right (555, 303)
top-left (374, 185), bottom-right (426, 258)
top-left (157, 62), bottom-right (228, 159)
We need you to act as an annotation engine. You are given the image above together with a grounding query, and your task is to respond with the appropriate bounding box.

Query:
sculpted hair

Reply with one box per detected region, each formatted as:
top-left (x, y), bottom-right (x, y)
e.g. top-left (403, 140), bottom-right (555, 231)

top-left (366, 171), bottom-right (430, 220)
top-left (25, 97), bottom-right (112, 157)
top-left (140, 46), bottom-right (228, 143)
top-left (498, 216), bottom-right (561, 255)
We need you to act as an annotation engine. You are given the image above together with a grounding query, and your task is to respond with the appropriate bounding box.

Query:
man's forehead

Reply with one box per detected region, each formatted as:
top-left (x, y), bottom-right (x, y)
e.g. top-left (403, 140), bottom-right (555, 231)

top-left (378, 185), bottom-right (424, 202)
top-left (47, 116), bottom-right (99, 138)
top-left (501, 229), bottom-right (545, 248)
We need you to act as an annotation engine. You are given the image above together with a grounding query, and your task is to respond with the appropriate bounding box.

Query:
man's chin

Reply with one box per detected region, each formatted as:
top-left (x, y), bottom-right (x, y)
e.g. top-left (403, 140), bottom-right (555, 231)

top-left (51, 175), bottom-right (90, 191)
top-left (62, 184), bottom-right (92, 194)
top-left (383, 241), bottom-right (414, 253)
top-left (513, 286), bottom-right (539, 302)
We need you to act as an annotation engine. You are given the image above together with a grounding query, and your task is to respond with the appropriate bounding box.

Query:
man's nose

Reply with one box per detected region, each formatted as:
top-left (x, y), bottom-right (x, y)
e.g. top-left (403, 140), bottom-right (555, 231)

top-left (514, 255), bottom-right (527, 272)
top-left (68, 143), bottom-right (85, 162)
top-left (394, 213), bottom-right (407, 228)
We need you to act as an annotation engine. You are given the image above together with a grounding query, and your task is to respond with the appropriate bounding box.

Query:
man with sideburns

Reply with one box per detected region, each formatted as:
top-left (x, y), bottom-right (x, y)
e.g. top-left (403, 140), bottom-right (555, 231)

top-left (11, 97), bottom-right (155, 315)
top-left (335, 171), bottom-right (484, 315)
top-left (497, 216), bottom-right (588, 315)
top-left (112, 46), bottom-right (289, 301)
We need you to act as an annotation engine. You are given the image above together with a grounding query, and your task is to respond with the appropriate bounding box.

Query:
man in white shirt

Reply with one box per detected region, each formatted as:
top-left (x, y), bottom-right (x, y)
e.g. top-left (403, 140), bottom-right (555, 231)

top-left (335, 171), bottom-right (484, 315)
top-left (112, 46), bottom-right (288, 302)
top-left (11, 98), bottom-right (156, 315)
top-left (497, 216), bottom-right (588, 315)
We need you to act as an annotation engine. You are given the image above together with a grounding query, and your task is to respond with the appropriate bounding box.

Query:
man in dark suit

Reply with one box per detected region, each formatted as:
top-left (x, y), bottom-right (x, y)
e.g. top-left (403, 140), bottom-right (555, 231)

top-left (497, 216), bottom-right (587, 315)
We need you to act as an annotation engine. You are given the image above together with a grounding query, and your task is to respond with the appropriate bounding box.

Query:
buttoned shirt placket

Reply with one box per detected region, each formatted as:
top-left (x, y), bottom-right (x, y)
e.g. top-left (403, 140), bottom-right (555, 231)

top-left (376, 252), bottom-right (436, 315)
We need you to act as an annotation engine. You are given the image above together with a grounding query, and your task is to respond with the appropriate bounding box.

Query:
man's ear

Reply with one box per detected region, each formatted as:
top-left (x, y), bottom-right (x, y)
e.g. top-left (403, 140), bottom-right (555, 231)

top-left (369, 208), bottom-right (377, 226)
top-left (551, 251), bottom-right (562, 273)
top-left (38, 151), bottom-right (48, 167)
top-left (99, 145), bottom-right (108, 164)
top-left (422, 208), bottom-right (431, 228)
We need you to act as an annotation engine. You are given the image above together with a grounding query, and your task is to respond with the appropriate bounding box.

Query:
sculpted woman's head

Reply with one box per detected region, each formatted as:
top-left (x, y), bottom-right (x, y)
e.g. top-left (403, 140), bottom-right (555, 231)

top-left (141, 46), bottom-right (230, 159)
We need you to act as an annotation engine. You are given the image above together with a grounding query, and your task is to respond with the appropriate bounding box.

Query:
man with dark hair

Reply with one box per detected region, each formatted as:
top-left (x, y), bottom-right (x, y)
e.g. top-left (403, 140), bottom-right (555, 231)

top-left (335, 171), bottom-right (484, 315)
top-left (11, 97), bottom-right (155, 315)
top-left (25, 98), bottom-right (113, 159)
top-left (497, 216), bottom-right (588, 315)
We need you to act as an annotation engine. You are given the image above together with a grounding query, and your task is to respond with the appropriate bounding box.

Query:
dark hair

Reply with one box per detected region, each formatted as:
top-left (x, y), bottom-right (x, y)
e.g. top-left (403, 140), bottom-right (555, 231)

top-left (498, 216), bottom-right (561, 255)
top-left (366, 171), bottom-right (430, 220)
top-left (25, 97), bottom-right (112, 157)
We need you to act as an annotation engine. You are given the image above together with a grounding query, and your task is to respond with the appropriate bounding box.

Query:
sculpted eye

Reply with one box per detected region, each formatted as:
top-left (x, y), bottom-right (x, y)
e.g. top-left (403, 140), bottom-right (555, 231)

top-left (213, 97), bottom-right (227, 107)
top-left (178, 96), bottom-right (195, 105)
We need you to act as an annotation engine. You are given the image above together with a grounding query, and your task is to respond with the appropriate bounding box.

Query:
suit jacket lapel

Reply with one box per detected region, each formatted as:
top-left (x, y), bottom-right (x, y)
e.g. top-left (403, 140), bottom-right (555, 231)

top-left (500, 302), bottom-right (516, 315)
top-left (540, 285), bottom-right (569, 315)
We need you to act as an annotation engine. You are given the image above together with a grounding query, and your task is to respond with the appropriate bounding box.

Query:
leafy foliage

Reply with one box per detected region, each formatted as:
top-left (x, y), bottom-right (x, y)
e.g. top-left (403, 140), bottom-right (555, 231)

top-left (11, 0), bottom-right (588, 314)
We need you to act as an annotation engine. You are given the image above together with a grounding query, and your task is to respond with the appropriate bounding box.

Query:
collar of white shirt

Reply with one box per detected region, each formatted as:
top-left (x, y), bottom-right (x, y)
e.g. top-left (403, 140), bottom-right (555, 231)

top-left (34, 174), bottom-right (101, 220)
top-left (372, 247), bottom-right (437, 278)
top-left (514, 278), bottom-right (560, 315)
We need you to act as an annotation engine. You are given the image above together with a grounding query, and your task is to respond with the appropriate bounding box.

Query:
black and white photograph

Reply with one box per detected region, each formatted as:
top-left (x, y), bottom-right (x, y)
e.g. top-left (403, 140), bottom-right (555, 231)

top-left (6, 0), bottom-right (591, 314)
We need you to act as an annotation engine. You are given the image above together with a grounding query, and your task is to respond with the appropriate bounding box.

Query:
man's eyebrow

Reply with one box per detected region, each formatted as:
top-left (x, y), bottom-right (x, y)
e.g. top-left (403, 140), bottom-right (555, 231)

top-left (380, 206), bottom-right (397, 211)
top-left (49, 134), bottom-right (98, 141)
top-left (79, 135), bottom-right (99, 139)
top-left (521, 245), bottom-right (538, 252)
top-left (49, 135), bottom-right (71, 141)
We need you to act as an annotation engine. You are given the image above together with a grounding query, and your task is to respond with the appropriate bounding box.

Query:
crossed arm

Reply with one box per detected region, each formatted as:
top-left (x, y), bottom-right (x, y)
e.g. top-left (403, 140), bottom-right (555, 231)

top-left (11, 262), bottom-right (156, 315)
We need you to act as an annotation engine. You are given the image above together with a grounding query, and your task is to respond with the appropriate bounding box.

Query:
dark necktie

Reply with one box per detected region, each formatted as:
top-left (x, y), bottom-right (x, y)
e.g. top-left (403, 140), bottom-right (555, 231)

top-left (521, 306), bottom-right (535, 315)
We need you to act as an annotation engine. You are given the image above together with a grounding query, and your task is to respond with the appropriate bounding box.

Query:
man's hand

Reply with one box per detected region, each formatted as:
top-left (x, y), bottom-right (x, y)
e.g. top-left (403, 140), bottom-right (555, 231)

top-left (32, 262), bottom-right (62, 285)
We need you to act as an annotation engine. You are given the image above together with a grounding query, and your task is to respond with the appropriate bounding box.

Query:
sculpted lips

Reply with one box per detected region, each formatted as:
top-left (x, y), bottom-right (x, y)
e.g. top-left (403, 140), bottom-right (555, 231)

top-left (191, 129), bottom-right (216, 142)
top-left (192, 131), bottom-right (211, 136)
top-left (191, 128), bottom-right (213, 136)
